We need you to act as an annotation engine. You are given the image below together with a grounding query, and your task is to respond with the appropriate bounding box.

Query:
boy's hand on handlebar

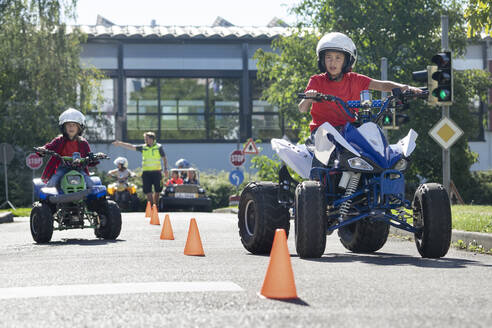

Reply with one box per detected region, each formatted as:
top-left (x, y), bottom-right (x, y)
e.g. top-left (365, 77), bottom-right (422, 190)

top-left (401, 85), bottom-right (422, 94)
top-left (304, 89), bottom-right (321, 102)
top-left (34, 147), bottom-right (48, 156)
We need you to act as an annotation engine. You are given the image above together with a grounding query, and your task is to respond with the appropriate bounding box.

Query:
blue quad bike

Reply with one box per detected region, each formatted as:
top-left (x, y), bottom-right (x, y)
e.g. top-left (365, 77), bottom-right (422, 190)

top-left (238, 89), bottom-right (452, 258)
top-left (31, 148), bottom-right (122, 243)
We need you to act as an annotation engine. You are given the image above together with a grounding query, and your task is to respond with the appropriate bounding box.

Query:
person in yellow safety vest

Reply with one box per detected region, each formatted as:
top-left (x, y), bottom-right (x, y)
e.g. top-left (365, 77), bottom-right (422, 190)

top-left (112, 131), bottom-right (169, 206)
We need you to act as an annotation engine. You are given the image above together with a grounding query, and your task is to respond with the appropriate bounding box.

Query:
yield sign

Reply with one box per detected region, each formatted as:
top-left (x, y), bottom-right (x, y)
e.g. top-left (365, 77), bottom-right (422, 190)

top-left (428, 116), bottom-right (463, 150)
top-left (243, 138), bottom-right (259, 155)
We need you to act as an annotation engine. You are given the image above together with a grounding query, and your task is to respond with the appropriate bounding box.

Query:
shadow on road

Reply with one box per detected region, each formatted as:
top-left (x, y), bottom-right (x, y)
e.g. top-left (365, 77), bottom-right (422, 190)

top-left (270, 298), bottom-right (310, 306)
top-left (46, 238), bottom-right (126, 246)
top-left (297, 252), bottom-right (492, 269)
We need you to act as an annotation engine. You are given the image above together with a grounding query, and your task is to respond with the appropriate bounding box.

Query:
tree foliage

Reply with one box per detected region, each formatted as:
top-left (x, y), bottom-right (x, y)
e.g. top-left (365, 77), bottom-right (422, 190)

top-left (253, 0), bottom-right (492, 202)
top-left (465, 0), bottom-right (492, 37)
top-left (0, 0), bottom-right (101, 148)
top-left (0, 0), bottom-right (102, 206)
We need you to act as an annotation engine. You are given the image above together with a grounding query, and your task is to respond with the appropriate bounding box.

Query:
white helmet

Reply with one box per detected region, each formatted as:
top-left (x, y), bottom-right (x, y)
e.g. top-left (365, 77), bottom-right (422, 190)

top-left (316, 32), bottom-right (357, 73)
top-left (114, 157), bottom-right (128, 168)
top-left (59, 108), bottom-right (85, 135)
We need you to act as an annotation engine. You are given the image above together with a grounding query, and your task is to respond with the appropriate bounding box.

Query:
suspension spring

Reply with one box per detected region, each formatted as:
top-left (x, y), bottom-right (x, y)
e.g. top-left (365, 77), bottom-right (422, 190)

top-left (338, 173), bottom-right (361, 222)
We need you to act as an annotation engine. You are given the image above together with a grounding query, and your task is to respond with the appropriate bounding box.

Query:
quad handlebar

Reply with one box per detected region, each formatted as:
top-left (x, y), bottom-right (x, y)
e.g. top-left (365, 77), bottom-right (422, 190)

top-left (34, 147), bottom-right (109, 169)
top-left (297, 88), bottom-right (429, 125)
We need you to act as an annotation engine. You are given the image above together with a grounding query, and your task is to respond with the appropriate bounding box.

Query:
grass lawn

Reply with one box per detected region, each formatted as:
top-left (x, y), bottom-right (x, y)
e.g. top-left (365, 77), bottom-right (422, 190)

top-left (452, 205), bottom-right (492, 233)
top-left (0, 208), bottom-right (32, 217)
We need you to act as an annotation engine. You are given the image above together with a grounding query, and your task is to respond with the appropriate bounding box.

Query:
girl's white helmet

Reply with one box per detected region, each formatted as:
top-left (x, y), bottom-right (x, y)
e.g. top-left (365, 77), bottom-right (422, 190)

top-left (114, 157), bottom-right (128, 168)
top-left (316, 32), bottom-right (357, 73)
top-left (59, 108), bottom-right (85, 135)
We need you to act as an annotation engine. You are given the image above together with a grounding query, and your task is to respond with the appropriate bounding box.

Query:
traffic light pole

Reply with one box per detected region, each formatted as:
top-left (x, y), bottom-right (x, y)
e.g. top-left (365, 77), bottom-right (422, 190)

top-left (381, 57), bottom-right (388, 138)
top-left (441, 15), bottom-right (451, 194)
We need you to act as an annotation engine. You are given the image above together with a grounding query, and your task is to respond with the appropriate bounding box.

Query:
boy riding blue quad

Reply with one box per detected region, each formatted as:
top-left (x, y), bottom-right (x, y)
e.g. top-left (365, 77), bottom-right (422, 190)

top-left (299, 32), bottom-right (421, 135)
top-left (31, 108), bottom-right (121, 243)
top-left (37, 108), bottom-right (96, 188)
top-left (237, 32), bottom-right (452, 259)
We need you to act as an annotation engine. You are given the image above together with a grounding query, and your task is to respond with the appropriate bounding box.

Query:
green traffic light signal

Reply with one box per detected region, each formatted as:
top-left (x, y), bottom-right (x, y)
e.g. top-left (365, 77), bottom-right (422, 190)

top-left (383, 114), bottom-right (392, 125)
top-left (431, 51), bottom-right (453, 105)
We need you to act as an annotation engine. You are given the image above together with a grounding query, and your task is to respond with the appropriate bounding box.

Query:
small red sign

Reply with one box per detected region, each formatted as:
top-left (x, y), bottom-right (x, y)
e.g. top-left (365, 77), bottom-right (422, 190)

top-left (243, 138), bottom-right (259, 155)
top-left (230, 150), bottom-right (245, 167)
top-left (26, 153), bottom-right (43, 170)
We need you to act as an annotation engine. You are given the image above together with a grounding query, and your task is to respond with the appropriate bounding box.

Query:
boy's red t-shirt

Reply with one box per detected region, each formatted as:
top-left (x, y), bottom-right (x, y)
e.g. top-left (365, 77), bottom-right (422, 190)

top-left (305, 72), bottom-right (372, 131)
top-left (60, 139), bottom-right (80, 156)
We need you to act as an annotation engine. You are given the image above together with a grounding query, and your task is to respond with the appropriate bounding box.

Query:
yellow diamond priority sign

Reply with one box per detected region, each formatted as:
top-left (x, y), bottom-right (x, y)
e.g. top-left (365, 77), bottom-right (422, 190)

top-left (428, 117), bottom-right (463, 150)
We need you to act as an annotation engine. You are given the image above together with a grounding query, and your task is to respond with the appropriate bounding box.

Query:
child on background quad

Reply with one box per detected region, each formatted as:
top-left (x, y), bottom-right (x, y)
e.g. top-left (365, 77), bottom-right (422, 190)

top-left (36, 108), bottom-right (96, 188)
top-left (166, 171), bottom-right (183, 186)
top-left (298, 32), bottom-right (422, 132)
top-left (108, 157), bottom-right (135, 183)
top-left (184, 170), bottom-right (198, 184)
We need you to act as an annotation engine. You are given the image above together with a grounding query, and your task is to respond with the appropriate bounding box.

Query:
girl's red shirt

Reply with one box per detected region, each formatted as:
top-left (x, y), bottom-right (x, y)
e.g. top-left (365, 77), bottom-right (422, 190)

top-left (305, 72), bottom-right (372, 131)
top-left (40, 135), bottom-right (93, 182)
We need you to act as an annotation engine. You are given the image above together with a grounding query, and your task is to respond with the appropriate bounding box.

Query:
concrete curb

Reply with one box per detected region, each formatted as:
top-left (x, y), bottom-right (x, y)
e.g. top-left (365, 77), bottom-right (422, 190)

top-left (213, 208), bottom-right (238, 214)
top-left (389, 226), bottom-right (492, 251)
top-left (0, 211), bottom-right (14, 224)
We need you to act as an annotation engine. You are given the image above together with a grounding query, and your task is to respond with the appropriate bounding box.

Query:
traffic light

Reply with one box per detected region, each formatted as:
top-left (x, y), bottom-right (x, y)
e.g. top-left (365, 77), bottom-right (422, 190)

top-left (382, 112), bottom-right (409, 130)
top-left (431, 51), bottom-right (453, 105)
top-left (382, 111), bottom-right (396, 130)
top-left (412, 66), bottom-right (438, 105)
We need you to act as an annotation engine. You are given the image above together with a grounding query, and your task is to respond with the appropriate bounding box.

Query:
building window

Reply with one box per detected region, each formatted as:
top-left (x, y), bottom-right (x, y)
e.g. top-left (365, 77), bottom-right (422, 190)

top-left (126, 78), bottom-right (159, 140)
top-left (85, 78), bottom-right (116, 141)
top-left (209, 78), bottom-right (240, 140)
top-left (251, 78), bottom-right (298, 141)
top-left (160, 78), bottom-right (207, 140)
top-left (125, 77), bottom-right (240, 141)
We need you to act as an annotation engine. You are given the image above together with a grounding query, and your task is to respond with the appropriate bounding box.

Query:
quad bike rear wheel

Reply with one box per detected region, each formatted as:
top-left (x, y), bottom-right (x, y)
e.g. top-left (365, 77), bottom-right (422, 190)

top-left (338, 218), bottom-right (389, 253)
top-left (238, 182), bottom-right (290, 255)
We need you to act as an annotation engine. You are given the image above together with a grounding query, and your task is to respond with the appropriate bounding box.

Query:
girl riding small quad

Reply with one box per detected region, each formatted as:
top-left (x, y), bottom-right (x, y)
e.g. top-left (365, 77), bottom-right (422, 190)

top-left (238, 89), bottom-right (452, 259)
top-left (31, 148), bottom-right (122, 243)
top-left (107, 157), bottom-right (139, 211)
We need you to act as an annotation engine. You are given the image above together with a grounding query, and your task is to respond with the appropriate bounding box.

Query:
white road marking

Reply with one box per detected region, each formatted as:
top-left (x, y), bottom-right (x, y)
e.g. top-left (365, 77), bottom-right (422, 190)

top-left (0, 281), bottom-right (243, 299)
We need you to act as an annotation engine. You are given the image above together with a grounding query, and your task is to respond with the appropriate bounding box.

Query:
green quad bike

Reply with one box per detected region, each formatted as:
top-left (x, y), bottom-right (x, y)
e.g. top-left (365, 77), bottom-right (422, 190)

top-left (31, 147), bottom-right (122, 243)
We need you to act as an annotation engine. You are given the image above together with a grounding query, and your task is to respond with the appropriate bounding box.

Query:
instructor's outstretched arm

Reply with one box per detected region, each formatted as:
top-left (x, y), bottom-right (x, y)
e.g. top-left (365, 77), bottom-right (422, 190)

top-left (112, 140), bottom-right (137, 151)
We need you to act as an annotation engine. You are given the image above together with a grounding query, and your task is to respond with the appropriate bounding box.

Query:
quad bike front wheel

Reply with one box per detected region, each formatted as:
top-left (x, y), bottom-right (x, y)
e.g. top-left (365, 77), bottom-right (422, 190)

top-left (295, 181), bottom-right (327, 258)
top-left (238, 182), bottom-right (290, 255)
top-left (412, 183), bottom-right (452, 258)
top-left (92, 199), bottom-right (122, 240)
top-left (30, 202), bottom-right (54, 243)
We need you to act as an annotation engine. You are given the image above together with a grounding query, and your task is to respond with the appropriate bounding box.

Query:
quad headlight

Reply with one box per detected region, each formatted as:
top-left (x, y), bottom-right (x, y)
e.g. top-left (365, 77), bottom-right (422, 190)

top-left (67, 175), bottom-right (81, 185)
top-left (393, 158), bottom-right (408, 171)
top-left (348, 157), bottom-right (374, 171)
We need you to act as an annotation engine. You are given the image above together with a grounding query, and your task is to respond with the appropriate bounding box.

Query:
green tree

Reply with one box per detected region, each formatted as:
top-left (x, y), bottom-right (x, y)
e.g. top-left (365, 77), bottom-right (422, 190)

top-left (253, 0), bottom-right (491, 202)
top-left (465, 0), bottom-right (492, 37)
top-left (0, 0), bottom-right (102, 206)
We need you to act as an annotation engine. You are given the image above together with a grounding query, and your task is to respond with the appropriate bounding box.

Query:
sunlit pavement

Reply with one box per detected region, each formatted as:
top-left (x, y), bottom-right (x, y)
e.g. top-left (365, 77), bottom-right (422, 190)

top-left (0, 212), bottom-right (491, 327)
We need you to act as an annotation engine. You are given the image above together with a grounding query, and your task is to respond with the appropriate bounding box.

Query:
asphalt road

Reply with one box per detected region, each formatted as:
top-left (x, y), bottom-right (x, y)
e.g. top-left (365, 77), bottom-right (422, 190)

top-left (1, 212), bottom-right (491, 328)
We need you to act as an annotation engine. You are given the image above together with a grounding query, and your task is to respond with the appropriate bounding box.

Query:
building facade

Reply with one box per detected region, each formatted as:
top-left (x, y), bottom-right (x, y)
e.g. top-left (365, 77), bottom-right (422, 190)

top-left (454, 37), bottom-right (492, 171)
top-left (74, 21), bottom-right (293, 172)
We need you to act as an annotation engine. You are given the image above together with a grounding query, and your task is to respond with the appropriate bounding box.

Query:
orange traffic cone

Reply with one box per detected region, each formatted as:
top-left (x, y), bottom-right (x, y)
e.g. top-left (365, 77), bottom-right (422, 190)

top-left (150, 204), bottom-right (160, 225)
top-left (145, 201), bottom-right (152, 218)
top-left (160, 214), bottom-right (175, 240)
top-left (260, 229), bottom-right (298, 299)
top-left (184, 218), bottom-right (204, 256)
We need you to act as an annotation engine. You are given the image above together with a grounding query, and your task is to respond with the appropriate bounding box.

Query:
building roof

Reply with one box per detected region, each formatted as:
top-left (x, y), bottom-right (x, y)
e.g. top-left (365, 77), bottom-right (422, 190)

top-left (69, 24), bottom-right (292, 41)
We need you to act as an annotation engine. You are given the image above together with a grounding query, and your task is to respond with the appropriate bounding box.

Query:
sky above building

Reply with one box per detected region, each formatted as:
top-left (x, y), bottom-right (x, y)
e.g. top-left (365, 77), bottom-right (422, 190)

top-left (73, 0), bottom-right (300, 26)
